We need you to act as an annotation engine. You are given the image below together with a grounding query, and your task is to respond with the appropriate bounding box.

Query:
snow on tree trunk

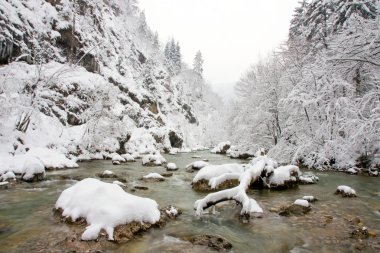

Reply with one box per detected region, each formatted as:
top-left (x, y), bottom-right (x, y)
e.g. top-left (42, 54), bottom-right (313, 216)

top-left (194, 157), bottom-right (277, 217)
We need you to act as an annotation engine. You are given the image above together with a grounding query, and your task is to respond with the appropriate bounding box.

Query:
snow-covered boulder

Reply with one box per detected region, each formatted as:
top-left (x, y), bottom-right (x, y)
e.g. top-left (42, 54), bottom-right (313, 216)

top-left (335, 185), bottom-right (356, 197)
top-left (294, 199), bottom-right (310, 207)
top-left (111, 153), bottom-right (126, 163)
top-left (55, 178), bottom-right (160, 241)
top-left (299, 173), bottom-right (319, 184)
top-left (121, 154), bottom-right (135, 162)
top-left (112, 161), bottom-right (121, 165)
top-left (302, 196), bottom-right (317, 202)
top-left (268, 165), bottom-right (300, 189)
top-left (142, 153), bottom-right (167, 166)
top-left (27, 148), bottom-right (78, 170)
top-left (166, 163), bottom-right (178, 171)
top-left (346, 167), bottom-right (359, 175)
top-left (369, 168), bottom-right (379, 177)
top-left (142, 173), bottom-right (165, 182)
top-left (227, 145), bottom-right (256, 159)
top-left (185, 161), bottom-right (210, 171)
top-left (0, 171), bottom-right (16, 181)
top-left (211, 141), bottom-right (231, 154)
top-left (0, 154), bottom-right (45, 182)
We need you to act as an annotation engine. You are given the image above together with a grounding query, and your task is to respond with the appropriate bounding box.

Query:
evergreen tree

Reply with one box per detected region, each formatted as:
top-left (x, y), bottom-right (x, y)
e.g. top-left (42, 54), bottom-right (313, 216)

top-left (193, 50), bottom-right (204, 76)
top-left (174, 41), bottom-right (182, 74)
top-left (152, 32), bottom-right (160, 52)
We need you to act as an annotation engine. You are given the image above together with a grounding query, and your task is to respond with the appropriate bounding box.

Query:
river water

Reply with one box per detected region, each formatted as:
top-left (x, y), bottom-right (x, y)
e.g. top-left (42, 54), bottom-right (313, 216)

top-left (0, 151), bottom-right (379, 253)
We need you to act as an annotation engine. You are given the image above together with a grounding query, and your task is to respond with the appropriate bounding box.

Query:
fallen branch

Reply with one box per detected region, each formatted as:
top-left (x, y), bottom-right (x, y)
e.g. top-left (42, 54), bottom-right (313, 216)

top-left (194, 157), bottom-right (276, 217)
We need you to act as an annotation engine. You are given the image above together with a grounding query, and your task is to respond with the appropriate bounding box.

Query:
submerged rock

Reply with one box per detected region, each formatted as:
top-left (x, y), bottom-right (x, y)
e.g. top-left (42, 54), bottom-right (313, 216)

top-left (278, 203), bottom-right (311, 216)
top-left (351, 227), bottom-right (369, 239)
top-left (185, 234), bottom-right (232, 251)
top-left (134, 186), bottom-right (149, 190)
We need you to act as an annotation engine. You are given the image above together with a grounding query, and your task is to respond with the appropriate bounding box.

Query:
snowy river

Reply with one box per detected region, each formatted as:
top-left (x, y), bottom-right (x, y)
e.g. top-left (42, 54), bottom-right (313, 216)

top-left (0, 151), bottom-right (379, 252)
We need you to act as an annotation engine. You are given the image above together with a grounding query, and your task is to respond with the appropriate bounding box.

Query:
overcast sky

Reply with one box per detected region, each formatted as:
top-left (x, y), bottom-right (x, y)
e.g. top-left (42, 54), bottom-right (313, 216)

top-left (138, 0), bottom-right (299, 97)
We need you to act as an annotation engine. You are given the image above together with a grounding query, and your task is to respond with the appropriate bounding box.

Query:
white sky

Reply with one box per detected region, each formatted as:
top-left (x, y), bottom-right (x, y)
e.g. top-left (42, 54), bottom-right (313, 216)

top-left (138, 0), bottom-right (299, 96)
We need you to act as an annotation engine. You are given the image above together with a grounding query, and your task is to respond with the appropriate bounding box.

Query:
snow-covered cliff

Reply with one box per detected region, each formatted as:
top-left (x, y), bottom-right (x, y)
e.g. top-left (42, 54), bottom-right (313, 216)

top-left (0, 0), bottom-right (224, 160)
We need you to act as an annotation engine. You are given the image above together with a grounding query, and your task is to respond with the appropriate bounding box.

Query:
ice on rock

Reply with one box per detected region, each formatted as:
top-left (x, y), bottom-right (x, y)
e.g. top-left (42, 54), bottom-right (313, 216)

top-left (55, 178), bottom-right (160, 241)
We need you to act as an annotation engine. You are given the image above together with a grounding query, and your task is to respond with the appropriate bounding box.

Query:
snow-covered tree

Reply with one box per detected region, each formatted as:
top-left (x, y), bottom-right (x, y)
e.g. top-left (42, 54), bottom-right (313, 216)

top-left (193, 50), bottom-right (204, 76)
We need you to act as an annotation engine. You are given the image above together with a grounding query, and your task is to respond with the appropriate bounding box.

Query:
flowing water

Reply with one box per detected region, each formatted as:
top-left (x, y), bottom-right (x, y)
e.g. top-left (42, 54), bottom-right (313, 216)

top-left (0, 151), bottom-right (379, 253)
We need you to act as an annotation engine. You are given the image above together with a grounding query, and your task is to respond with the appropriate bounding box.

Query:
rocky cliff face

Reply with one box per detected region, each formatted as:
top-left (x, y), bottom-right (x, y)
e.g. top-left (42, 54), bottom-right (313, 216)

top-left (0, 0), bottom-right (212, 157)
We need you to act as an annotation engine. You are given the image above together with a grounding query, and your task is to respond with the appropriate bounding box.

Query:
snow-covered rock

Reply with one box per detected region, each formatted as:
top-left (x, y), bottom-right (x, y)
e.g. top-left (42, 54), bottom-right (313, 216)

top-left (185, 161), bottom-right (210, 171)
top-left (211, 141), bottom-right (231, 154)
top-left (302, 196), bottom-right (317, 202)
top-left (112, 161), bottom-right (121, 165)
top-left (336, 185), bottom-right (357, 197)
top-left (0, 154), bottom-right (45, 182)
top-left (0, 171), bottom-right (16, 181)
top-left (165, 206), bottom-right (179, 217)
top-left (346, 167), bottom-right (359, 175)
top-left (227, 145), bottom-right (256, 159)
top-left (121, 154), bottom-right (135, 162)
top-left (143, 173), bottom-right (165, 181)
top-left (142, 153), bottom-right (167, 166)
top-left (27, 148), bottom-right (78, 169)
top-left (102, 170), bottom-right (114, 176)
top-left (111, 154), bottom-right (125, 163)
top-left (299, 173), bottom-right (319, 184)
top-left (166, 163), bottom-right (178, 171)
top-left (268, 165), bottom-right (300, 189)
top-left (55, 178), bottom-right (160, 241)
top-left (294, 199), bottom-right (310, 207)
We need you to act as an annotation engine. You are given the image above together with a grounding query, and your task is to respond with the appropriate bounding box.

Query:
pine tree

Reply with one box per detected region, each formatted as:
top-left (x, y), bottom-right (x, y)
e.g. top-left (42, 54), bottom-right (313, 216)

top-left (152, 32), bottom-right (160, 52)
top-left (193, 50), bottom-right (204, 76)
top-left (174, 41), bottom-right (182, 74)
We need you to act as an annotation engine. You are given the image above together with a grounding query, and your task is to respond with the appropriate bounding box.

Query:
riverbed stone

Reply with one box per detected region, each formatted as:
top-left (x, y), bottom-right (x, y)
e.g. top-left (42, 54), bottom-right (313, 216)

top-left (161, 172), bottom-right (173, 177)
top-left (351, 227), bottom-right (369, 239)
top-left (278, 203), bottom-right (311, 216)
top-left (134, 186), bottom-right (149, 190)
top-left (185, 234), bottom-right (233, 251)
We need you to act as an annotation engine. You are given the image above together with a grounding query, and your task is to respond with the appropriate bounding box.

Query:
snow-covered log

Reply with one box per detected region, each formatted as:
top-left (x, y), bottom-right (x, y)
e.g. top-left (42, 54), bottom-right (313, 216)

top-left (194, 157), bottom-right (276, 217)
